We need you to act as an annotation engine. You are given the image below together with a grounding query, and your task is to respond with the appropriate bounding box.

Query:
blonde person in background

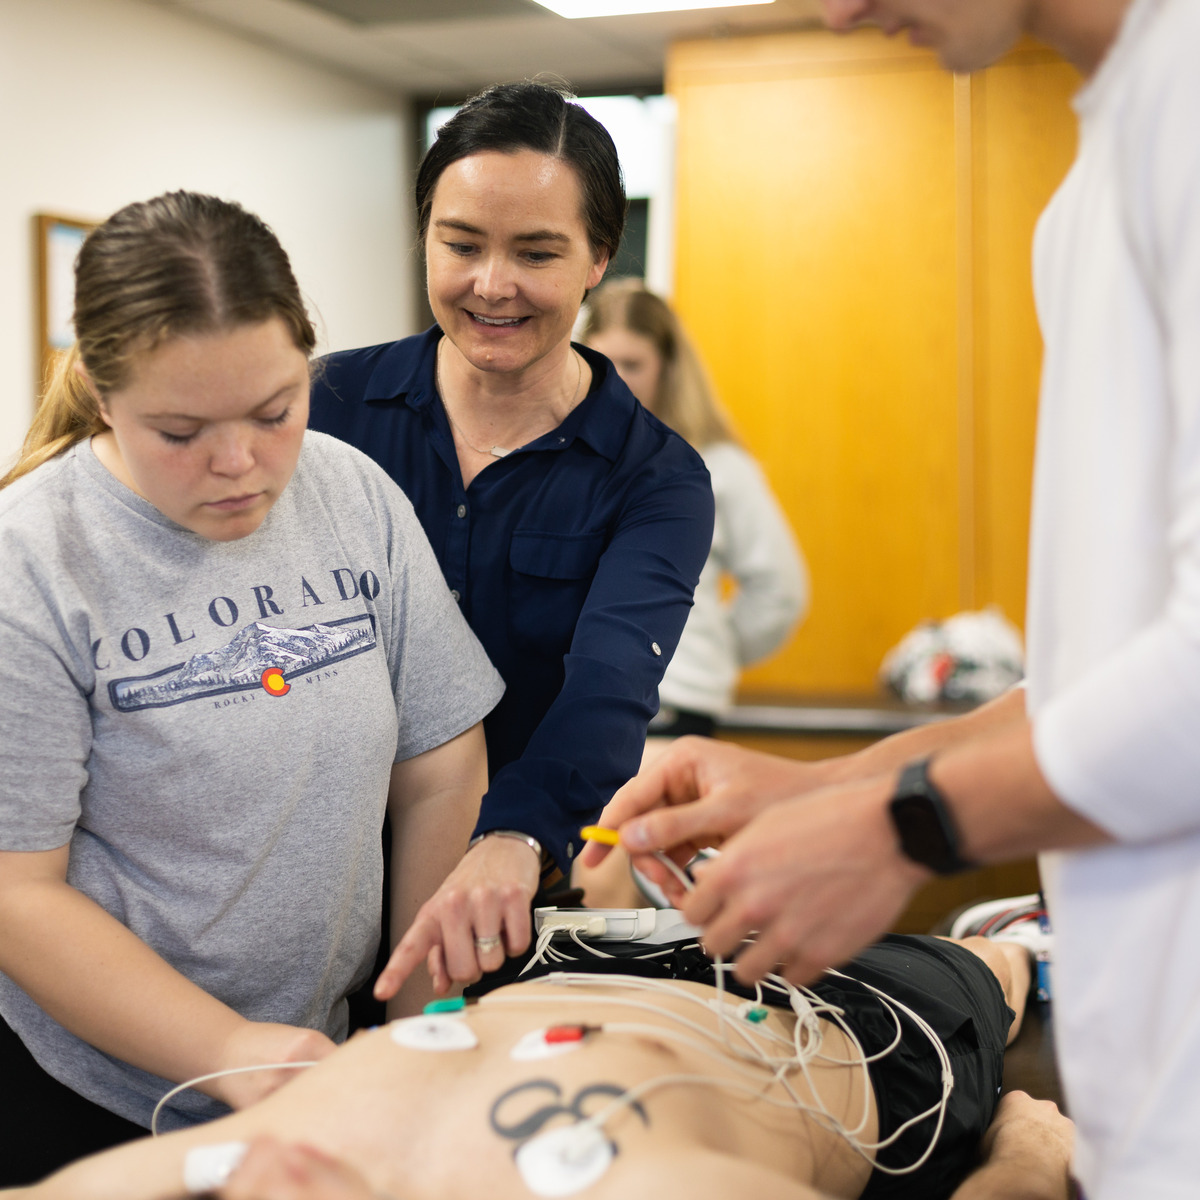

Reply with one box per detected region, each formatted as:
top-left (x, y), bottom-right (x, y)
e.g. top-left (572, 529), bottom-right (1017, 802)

top-left (576, 281), bottom-right (806, 909)
top-left (582, 280), bottom-right (808, 746)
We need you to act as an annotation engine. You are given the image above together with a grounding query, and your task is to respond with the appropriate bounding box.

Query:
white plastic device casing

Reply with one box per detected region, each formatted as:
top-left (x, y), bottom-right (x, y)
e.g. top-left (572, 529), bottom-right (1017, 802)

top-left (533, 906), bottom-right (702, 944)
top-left (533, 907), bottom-right (657, 941)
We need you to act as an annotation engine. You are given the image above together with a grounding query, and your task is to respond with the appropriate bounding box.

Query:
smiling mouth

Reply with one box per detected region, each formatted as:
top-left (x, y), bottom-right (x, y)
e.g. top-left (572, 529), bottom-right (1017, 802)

top-left (468, 312), bottom-right (529, 328)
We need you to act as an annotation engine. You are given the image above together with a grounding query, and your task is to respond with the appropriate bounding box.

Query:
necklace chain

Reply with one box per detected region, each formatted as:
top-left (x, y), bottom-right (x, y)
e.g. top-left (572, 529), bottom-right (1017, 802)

top-left (437, 341), bottom-right (583, 460)
top-left (444, 411), bottom-right (513, 460)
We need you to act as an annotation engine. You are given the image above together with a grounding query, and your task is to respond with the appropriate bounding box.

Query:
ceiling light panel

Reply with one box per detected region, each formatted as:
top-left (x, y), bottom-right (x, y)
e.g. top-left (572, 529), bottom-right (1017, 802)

top-left (533, 0), bottom-right (773, 16)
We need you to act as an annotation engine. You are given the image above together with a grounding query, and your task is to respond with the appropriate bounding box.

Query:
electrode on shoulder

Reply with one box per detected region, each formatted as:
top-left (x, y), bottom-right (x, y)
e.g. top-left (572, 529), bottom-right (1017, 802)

top-left (183, 1142), bottom-right (248, 1193)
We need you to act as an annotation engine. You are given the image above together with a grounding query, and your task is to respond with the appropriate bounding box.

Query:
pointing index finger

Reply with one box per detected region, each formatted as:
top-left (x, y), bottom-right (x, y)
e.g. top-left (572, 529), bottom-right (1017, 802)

top-left (374, 919), bottom-right (438, 1000)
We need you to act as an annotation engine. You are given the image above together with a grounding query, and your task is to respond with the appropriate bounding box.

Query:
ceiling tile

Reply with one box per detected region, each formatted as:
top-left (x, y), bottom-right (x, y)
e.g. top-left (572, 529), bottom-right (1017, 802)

top-left (140, 0), bottom-right (823, 94)
top-left (290, 0), bottom-right (544, 24)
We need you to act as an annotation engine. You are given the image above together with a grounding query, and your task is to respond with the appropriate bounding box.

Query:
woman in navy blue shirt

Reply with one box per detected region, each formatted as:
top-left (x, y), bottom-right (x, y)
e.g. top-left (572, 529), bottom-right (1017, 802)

top-left (309, 81), bottom-right (713, 1000)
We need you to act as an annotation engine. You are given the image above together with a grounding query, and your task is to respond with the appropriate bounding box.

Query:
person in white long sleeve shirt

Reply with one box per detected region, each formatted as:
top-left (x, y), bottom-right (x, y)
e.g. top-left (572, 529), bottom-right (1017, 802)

top-left (583, 280), bottom-right (808, 736)
top-left (583, 3), bottom-right (1199, 1197)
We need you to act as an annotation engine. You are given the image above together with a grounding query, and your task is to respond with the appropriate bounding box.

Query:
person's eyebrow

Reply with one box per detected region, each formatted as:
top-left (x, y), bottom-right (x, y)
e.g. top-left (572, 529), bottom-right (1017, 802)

top-left (143, 381), bottom-right (300, 422)
top-left (434, 218), bottom-right (571, 244)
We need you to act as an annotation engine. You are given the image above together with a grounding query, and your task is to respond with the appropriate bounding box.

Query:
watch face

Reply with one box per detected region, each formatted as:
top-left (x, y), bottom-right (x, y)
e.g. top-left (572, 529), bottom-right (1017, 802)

top-left (892, 795), bottom-right (951, 865)
top-left (891, 760), bottom-right (971, 875)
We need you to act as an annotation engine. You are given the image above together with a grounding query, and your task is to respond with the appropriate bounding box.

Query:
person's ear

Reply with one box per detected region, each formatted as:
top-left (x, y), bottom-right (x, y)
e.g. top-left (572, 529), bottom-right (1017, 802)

top-left (75, 361), bottom-right (113, 428)
top-left (585, 251), bottom-right (610, 292)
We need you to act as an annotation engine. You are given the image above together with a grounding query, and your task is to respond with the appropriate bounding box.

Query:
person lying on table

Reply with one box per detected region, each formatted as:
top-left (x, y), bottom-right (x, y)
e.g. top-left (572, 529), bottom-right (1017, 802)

top-left (6, 928), bottom-right (1073, 1200)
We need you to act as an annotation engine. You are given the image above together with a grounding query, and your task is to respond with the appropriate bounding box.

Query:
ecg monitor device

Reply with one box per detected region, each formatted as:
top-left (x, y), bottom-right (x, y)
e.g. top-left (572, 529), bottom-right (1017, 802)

top-left (534, 907), bottom-right (656, 941)
top-left (533, 906), bottom-right (701, 944)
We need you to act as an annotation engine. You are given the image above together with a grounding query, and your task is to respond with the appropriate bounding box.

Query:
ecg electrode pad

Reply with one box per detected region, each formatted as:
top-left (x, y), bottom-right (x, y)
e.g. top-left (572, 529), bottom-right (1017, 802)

top-left (515, 1123), bottom-right (614, 1197)
top-left (183, 1142), bottom-right (249, 1192)
top-left (511, 1026), bottom-right (587, 1062)
top-left (389, 1014), bottom-right (478, 1051)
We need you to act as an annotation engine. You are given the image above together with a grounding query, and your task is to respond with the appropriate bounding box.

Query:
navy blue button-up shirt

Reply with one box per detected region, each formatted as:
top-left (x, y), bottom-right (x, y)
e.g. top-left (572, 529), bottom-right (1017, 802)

top-left (309, 327), bottom-right (714, 870)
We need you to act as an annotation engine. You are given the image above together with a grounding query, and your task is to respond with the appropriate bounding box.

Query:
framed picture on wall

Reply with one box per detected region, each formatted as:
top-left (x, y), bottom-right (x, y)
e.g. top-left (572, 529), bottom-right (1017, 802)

top-left (35, 212), bottom-right (98, 394)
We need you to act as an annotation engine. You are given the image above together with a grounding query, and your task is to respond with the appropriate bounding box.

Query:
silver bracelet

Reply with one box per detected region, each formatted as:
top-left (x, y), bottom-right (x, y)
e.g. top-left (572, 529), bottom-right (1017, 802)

top-left (468, 829), bottom-right (543, 859)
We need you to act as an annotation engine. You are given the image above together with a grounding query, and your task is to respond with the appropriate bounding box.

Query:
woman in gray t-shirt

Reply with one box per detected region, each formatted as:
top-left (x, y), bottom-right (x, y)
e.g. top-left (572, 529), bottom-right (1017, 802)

top-left (0, 192), bottom-right (503, 1184)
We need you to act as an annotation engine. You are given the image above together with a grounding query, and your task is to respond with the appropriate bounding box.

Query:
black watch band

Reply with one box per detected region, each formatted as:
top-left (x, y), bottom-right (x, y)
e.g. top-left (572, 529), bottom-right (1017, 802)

top-left (888, 757), bottom-right (975, 875)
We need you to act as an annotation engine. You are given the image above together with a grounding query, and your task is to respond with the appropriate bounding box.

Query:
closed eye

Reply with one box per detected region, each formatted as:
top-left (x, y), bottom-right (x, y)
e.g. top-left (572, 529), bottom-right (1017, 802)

top-left (259, 407), bottom-right (292, 428)
top-left (156, 405), bottom-right (291, 445)
top-left (159, 429), bottom-right (197, 446)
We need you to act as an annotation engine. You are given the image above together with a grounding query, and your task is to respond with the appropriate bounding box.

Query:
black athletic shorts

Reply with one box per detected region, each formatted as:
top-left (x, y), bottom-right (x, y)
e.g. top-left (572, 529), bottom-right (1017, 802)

top-left (818, 935), bottom-right (1013, 1200)
top-left (476, 933), bottom-right (1013, 1200)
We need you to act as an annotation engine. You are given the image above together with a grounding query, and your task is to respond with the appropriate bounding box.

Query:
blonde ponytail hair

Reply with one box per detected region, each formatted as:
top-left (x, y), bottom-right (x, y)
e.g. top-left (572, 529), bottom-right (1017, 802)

top-left (0, 348), bottom-right (106, 490)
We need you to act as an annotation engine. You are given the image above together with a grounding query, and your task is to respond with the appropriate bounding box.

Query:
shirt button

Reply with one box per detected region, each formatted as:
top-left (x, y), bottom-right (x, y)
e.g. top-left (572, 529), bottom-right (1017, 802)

top-left (566, 841), bottom-right (575, 857)
top-left (651, 642), bottom-right (662, 656)
top-left (456, 504), bottom-right (467, 518)
top-left (451, 589), bottom-right (461, 602)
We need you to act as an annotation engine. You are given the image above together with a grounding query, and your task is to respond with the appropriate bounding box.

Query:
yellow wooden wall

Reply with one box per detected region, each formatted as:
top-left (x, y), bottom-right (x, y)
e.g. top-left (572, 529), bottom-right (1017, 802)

top-left (666, 30), bottom-right (1079, 694)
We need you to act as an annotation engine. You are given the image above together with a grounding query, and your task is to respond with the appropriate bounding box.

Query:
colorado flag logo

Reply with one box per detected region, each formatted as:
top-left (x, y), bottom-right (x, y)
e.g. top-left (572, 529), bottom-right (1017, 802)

top-left (261, 667), bottom-right (291, 697)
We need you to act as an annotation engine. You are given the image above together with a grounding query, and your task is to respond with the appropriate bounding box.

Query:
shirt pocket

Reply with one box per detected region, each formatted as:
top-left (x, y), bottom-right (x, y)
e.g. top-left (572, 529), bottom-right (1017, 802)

top-left (507, 530), bottom-right (606, 657)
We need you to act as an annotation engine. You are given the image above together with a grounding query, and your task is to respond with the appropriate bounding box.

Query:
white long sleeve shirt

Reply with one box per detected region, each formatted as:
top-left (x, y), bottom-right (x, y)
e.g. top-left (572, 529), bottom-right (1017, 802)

top-left (657, 442), bottom-right (807, 716)
top-left (1024, 1), bottom-right (1200, 1194)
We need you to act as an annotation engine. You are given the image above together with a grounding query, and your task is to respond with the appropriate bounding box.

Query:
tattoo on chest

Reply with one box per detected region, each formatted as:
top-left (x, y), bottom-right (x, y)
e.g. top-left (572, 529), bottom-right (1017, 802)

top-left (489, 1078), bottom-right (649, 1144)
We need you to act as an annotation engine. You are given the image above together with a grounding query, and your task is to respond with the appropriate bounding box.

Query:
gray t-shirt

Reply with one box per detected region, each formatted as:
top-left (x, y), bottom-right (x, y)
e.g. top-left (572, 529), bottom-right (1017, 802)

top-left (0, 432), bottom-right (504, 1128)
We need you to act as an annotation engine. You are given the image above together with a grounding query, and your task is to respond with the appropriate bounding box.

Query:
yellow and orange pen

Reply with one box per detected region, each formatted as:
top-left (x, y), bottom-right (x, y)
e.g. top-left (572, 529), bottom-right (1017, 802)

top-left (579, 824), bottom-right (620, 847)
top-left (579, 824), bottom-right (694, 892)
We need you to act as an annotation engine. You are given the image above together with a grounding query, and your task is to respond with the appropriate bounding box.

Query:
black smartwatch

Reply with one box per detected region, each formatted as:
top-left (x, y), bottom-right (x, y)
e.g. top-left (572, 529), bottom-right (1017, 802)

top-left (888, 757), bottom-right (975, 875)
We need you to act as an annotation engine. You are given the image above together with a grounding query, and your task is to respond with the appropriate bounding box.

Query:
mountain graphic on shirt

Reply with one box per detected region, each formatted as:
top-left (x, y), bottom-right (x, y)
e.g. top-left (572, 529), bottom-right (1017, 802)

top-left (108, 614), bottom-right (375, 712)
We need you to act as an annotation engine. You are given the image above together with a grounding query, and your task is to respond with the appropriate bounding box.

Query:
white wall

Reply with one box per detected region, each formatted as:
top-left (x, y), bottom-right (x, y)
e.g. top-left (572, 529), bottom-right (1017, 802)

top-left (0, 0), bottom-right (416, 468)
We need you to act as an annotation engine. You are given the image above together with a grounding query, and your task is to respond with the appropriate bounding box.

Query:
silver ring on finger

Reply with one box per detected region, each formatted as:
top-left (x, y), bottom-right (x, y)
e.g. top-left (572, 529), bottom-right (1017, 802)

top-left (474, 934), bottom-right (503, 953)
